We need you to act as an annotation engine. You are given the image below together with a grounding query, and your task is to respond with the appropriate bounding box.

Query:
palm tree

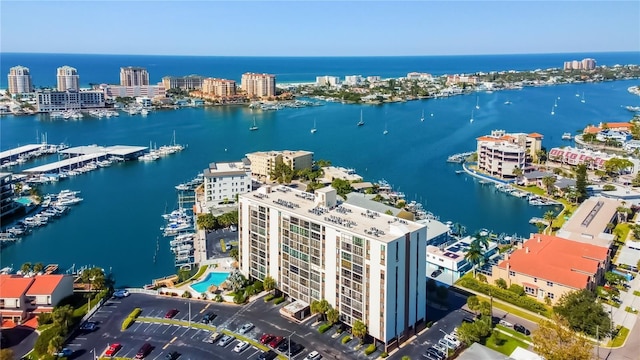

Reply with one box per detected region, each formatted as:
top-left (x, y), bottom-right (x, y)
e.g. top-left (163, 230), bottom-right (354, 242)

top-left (20, 262), bottom-right (31, 274)
top-left (263, 275), bottom-right (276, 294)
top-left (351, 320), bottom-right (367, 344)
top-left (512, 166), bottom-right (524, 181)
top-left (48, 335), bottom-right (64, 355)
top-left (310, 300), bottom-right (322, 322)
top-left (472, 232), bottom-right (490, 250)
top-left (541, 176), bottom-right (557, 195)
top-left (33, 262), bottom-right (44, 273)
top-left (464, 241), bottom-right (484, 278)
top-left (326, 307), bottom-right (340, 325)
top-left (543, 211), bottom-right (555, 234)
top-left (227, 270), bottom-right (246, 293)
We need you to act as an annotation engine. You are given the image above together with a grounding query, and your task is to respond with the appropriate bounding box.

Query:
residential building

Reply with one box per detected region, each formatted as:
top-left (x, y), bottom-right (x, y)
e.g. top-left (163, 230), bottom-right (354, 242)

top-left (201, 78), bottom-right (237, 97)
top-left (7, 65), bottom-right (33, 94)
top-left (427, 236), bottom-right (498, 286)
top-left (101, 84), bottom-right (166, 99)
top-left (596, 129), bottom-right (632, 143)
top-left (0, 274), bottom-right (74, 323)
top-left (203, 161), bottom-right (251, 209)
top-left (0, 173), bottom-right (17, 219)
top-left (446, 75), bottom-right (479, 86)
top-left (555, 196), bottom-right (624, 248)
top-left (547, 147), bottom-right (623, 171)
top-left (456, 342), bottom-right (511, 360)
top-left (56, 65), bottom-right (80, 91)
top-left (583, 122), bottom-right (633, 134)
top-left (120, 67), bottom-right (149, 86)
top-left (239, 185), bottom-right (427, 352)
top-left (476, 130), bottom-right (543, 179)
top-left (161, 75), bottom-right (205, 90)
top-left (366, 76), bottom-right (381, 83)
top-left (245, 150), bottom-right (313, 179)
top-left (315, 76), bottom-right (341, 87)
top-left (344, 75), bottom-right (364, 86)
top-left (321, 166), bottom-right (363, 183)
top-left (36, 90), bottom-right (105, 112)
top-left (488, 234), bottom-right (609, 304)
top-left (563, 58), bottom-right (597, 70)
top-left (241, 73), bottom-right (276, 99)
top-left (135, 97), bottom-right (152, 107)
top-left (406, 72), bottom-right (433, 81)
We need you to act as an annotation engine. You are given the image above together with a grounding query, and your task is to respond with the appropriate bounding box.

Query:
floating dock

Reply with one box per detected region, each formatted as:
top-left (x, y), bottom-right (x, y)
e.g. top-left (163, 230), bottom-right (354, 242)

top-left (23, 145), bottom-right (147, 174)
top-left (0, 144), bottom-right (46, 164)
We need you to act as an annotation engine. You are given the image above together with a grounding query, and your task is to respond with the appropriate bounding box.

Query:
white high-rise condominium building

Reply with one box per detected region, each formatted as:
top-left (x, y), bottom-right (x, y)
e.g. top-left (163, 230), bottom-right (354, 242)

top-left (7, 65), bottom-right (33, 94)
top-left (56, 66), bottom-right (80, 91)
top-left (120, 67), bottom-right (150, 86)
top-left (241, 73), bottom-right (276, 98)
top-left (239, 185), bottom-right (427, 352)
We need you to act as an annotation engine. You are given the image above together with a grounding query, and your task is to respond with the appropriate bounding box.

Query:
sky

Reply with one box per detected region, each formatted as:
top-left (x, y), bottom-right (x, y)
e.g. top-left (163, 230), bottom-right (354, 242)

top-left (1, 0), bottom-right (639, 56)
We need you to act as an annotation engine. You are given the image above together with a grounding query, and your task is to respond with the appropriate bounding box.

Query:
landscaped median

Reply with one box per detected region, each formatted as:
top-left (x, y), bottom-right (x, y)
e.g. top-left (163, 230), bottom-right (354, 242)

top-left (133, 317), bottom-right (288, 359)
top-left (607, 326), bottom-right (630, 348)
top-left (121, 308), bottom-right (142, 331)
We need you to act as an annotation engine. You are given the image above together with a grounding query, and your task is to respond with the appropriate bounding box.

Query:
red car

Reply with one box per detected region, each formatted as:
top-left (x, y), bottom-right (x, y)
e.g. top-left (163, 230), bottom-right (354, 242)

top-left (165, 309), bottom-right (179, 318)
top-left (268, 336), bottom-right (284, 349)
top-left (105, 343), bottom-right (122, 357)
top-left (260, 334), bottom-right (274, 345)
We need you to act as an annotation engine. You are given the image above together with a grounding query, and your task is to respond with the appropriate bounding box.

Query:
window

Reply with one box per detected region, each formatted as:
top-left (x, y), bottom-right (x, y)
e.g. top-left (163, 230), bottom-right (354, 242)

top-left (533, 278), bottom-right (537, 283)
top-left (547, 293), bottom-right (554, 299)
top-left (524, 286), bottom-right (536, 295)
top-left (547, 281), bottom-right (553, 287)
top-left (509, 271), bottom-right (515, 277)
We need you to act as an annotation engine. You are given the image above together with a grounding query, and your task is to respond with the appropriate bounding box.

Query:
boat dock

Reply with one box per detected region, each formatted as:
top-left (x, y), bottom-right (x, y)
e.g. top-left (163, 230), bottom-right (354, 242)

top-left (447, 151), bottom-right (475, 163)
top-left (44, 264), bottom-right (59, 274)
top-left (23, 145), bottom-right (147, 174)
top-left (529, 217), bottom-right (550, 225)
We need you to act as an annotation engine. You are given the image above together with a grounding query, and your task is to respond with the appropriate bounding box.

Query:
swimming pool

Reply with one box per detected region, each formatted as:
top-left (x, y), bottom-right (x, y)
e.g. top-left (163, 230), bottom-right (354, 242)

top-left (15, 197), bottom-right (33, 206)
top-left (191, 271), bottom-right (230, 293)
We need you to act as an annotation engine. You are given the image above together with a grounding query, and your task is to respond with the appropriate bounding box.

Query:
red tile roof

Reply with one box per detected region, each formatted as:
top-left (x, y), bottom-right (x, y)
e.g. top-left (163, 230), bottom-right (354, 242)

top-left (527, 133), bottom-right (544, 139)
top-left (496, 234), bottom-right (608, 289)
top-left (26, 275), bottom-right (64, 295)
top-left (0, 275), bottom-right (35, 298)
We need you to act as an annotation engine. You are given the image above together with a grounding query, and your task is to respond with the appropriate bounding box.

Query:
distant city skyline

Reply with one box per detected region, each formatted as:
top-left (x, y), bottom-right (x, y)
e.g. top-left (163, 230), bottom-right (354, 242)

top-left (1, 1), bottom-right (639, 56)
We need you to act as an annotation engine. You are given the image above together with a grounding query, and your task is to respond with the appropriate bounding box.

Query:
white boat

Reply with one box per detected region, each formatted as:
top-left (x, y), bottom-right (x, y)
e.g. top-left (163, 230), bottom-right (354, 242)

top-left (554, 98), bottom-right (558, 107)
top-left (562, 132), bottom-right (572, 140)
top-left (141, 108), bottom-right (149, 116)
top-left (551, 105), bottom-right (555, 115)
top-left (581, 92), bottom-right (586, 103)
top-left (383, 123), bottom-right (388, 135)
top-left (420, 110), bottom-right (425, 122)
top-left (138, 153), bottom-right (159, 161)
top-left (504, 100), bottom-right (512, 105)
top-left (625, 105), bottom-right (640, 112)
top-left (249, 116), bottom-right (258, 131)
top-left (470, 109), bottom-right (474, 123)
top-left (357, 109), bottom-right (365, 126)
top-left (475, 96), bottom-right (480, 110)
top-left (311, 118), bottom-right (317, 133)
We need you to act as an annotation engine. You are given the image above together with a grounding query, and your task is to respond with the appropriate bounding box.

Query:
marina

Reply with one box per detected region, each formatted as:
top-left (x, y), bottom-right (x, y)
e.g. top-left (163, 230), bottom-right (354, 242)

top-left (0, 141), bottom-right (66, 169)
top-left (446, 151), bottom-right (475, 163)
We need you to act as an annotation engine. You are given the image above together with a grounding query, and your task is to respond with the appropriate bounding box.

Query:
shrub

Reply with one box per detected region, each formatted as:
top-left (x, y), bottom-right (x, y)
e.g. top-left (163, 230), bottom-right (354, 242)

top-left (274, 296), bottom-right (286, 305)
top-left (426, 321), bottom-right (434, 328)
top-left (37, 312), bottom-right (53, 326)
top-left (364, 344), bottom-right (376, 355)
top-left (264, 294), bottom-right (275, 302)
top-left (121, 317), bottom-right (135, 331)
top-left (342, 336), bottom-right (352, 344)
top-left (182, 290), bottom-right (192, 298)
top-left (33, 325), bottom-right (62, 356)
top-left (233, 292), bottom-right (247, 304)
top-left (129, 308), bottom-right (142, 318)
top-left (457, 277), bottom-right (548, 315)
top-left (380, 352), bottom-right (389, 358)
top-left (402, 356), bottom-right (411, 360)
top-left (253, 280), bottom-right (264, 293)
top-left (603, 184), bottom-right (616, 191)
top-left (318, 323), bottom-right (332, 334)
top-left (214, 294), bottom-right (223, 302)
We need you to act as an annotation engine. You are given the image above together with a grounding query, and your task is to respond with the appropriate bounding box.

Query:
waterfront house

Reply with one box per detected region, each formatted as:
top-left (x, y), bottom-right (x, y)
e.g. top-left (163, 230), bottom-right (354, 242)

top-left (0, 173), bottom-right (18, 219)
top-left (521, 170), bottom-right (554, 186)
top-left (487, 234), bottom-right (609, 305)
top-left (0, 274), bottom-right (74, 324)
top-left (547, 146), bottom-right (622, 171)
top-left (476, 130), bottom-right (543, 179)
top-left (583, 122), bottom-right (633, 134)
top-left (428, 236), bottom-right (499, 286)
top-left (596, 129), bottom-right (632, 143)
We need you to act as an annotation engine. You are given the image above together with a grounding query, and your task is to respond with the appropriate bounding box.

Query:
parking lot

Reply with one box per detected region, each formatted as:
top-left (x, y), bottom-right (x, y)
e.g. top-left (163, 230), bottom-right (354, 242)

top-left (205, 228), bottom-right (238, 259)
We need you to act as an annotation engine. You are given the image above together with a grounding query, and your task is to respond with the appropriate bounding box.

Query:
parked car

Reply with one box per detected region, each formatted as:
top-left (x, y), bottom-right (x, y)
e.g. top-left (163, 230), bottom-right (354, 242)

top-left (80, 321), bottom-right (98, 332)
top-left (425, 348), bottom-right (445, 360)
top-left (201, 312), bottom-right (216, 324)
top-left (165, 309), bottom-right (179, 319)
top-left (105, 343), bottom-right (122, 357)
top-left (204, 331), bottom-right (222, 344)
top-left (432, 343), bottom-right (447, 355)
top-left (113, 290), bottom-right (130, 298)
top-left (287, 343), bottom-right (305, 357)
top-left (431, 269), bottom-right (443, 278)
top-left (304, 351), bottom-right (322, 360)
top-left (233, 341), bottom-right (250, 353)
top-left (238, 322), bottom-right (254, 334)
top-left (54, 348), bottom-right (73, 357)
top-left (268, 336), bottom-right (284, 348)
top-left (260, 334), bottom-right (274, 344)
top-left (217, 335), bottom-right (234, 347)
top-left (256, 350), bottom-right (278, 360)
top-left (165, 351), bottom-right (179, 360)
top-left (135, 343), bottom-right (152, 359)
top-left (514, 324), bottom-right (531, 335)
top-left (277, 339), bottom-right (290, 352)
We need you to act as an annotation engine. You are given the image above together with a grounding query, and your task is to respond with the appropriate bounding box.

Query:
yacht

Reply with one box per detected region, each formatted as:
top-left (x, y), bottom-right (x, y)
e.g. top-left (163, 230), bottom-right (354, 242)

top-left (420, 110), bottom-right (425, 122)
top-left (311, 118), bottom-right (317, 134)
top-left (357, 109), bottom-right (365, 126)
top-left (475, 96), bottom-right (480, 110)
top-left (504, 100), bottom-right (512, 105)
top-left (383, 122), bottom-right (388, 135)
top-left (581, 92), bottom-right (586, 103)
top-left (249, 117), bottom-right (258, 131)
top-left (551, 105), bottom-right (555, 115)
top-left (562, 132), bottom-right (572, 140)
top-left (469, 109), bottom-right (474, 123)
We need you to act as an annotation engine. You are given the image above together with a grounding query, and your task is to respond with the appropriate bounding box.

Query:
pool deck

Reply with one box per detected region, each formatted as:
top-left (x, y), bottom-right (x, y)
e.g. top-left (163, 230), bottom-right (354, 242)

top-left (178, 257), bottom-right (235, 295)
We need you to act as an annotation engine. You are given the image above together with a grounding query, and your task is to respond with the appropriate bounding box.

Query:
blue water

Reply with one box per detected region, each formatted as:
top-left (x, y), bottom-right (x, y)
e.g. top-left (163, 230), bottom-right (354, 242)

top-left (191, 272), bottom-right (230, 293)
top-left (2, 52), bottom-right (639, 88)
top-left (1, 52), bottom-right (640, 286)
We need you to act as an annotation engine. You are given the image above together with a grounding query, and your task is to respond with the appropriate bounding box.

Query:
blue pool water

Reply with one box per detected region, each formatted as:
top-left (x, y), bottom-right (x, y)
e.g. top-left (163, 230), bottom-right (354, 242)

top-left (15, 197), bottom-right (33, 205)
top-left (191, 272), bottom-right (230, 293)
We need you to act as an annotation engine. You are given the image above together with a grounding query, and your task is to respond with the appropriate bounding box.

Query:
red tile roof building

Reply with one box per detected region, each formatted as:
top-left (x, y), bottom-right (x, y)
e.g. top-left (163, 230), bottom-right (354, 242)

top-left (487, 234), bottom-right (609, 304)
top-left (476, 130), bottom-right (544, 179)
top-left (0, 274), bottom-right (73, 325)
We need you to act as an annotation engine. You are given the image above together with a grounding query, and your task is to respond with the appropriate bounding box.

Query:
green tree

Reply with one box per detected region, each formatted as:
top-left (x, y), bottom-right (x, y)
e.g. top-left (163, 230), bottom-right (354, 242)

top-left (326, 307), bottom-right (340, 325)
top-left (542, 176), bottom-right (557, 195)
top-left (0, 349), bottom-right (14, 360)
top-left (331, 178), bottom-right (353, 199)
top-left (464, 241), bottom-right (484, 277)
top-left (494, 278), bottom-right (507, 289)
top-left (48, 335), bottom-right (65, 355)
top-left (477, 300), bottom-right (492, 316)
top-left (227, 271), bottom-right (247, 293)
top-left (182, 290), bottom-right (192, 298)
top-left (508, 284), bottom-right (525, 296)
top-left (543, 210), bottom-right (555, 234)
top-left (196, 213), bottom-right (217, 231)
top-left (575, 164), bottom-right (588, 202)
top-left (263, 275), bottom-right (276, 293)
top-left (603, 158), bottom-right (634, 179)
top-left (270, 159), bottom-right (294, 184)
top-left (51, 304), bottom-right (74, 333)
top-left (33, 262), bottom-right (44, 273)
top-left (351, 320), bottom-right (367, 344)
top-left (20, 262), bottom-right (32, 274)
top-left (553, 289), bottom-right (611, 338)
top-left (512, 166), bottom-right (523, 180)
top-left (532, 315), bottom-right (594, 360)
top-left (229, 248), bottom-right (239, 262)
top-left (466, 295), bottom-right (480, 314)
top-left (81, 267), bottom-right (105, 291)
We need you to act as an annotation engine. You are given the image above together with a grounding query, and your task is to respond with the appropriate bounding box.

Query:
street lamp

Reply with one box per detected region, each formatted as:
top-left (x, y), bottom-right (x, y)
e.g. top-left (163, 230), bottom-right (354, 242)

top-left (439, 329), bottom-right (448, 337)
top-left (288, 331), bottom-right (295, 360)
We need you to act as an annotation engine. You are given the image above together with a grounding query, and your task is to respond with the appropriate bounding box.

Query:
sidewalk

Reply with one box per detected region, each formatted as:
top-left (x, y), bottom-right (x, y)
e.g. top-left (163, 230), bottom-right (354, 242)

top-left (610, 275), bottom-right (639, 330)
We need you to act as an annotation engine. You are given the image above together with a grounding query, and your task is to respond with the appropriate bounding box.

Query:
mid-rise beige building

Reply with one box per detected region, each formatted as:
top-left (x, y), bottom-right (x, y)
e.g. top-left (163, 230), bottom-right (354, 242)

top-left (239, 185), bottom-right (427, 352)
top-left (161, 75), bottom-right (205, 90)
top-left (202, 78), bottom-right (237, 97)
top-left (120, 67), bottom-right (149, 86)
top-left (56, 65), bottom-right (80, 91)
top-left (203, 161), bottom-right (251, 209)
top-left (241, 73), bottom-right (275, 99)
top-left (7, 66), bottom-right (33, 94)
top-left (476, 130), bottom-right (543, 178)
top-left (245, 150), bottom-right (313, 179)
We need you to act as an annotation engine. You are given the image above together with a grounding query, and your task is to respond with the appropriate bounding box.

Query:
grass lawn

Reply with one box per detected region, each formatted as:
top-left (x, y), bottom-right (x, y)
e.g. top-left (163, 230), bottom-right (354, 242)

top-left (484, 331), bottom-right (529, 356)
top-left (633, 290), bottom-right (640, 297)
top-left (471, 293), bottom-right (547, 324)
top-left (625, 306), bottom-right (638, 314)
top-left (220, 239), bottom-right (227, 252)
top-left (495, 325), bottom-right (532, 343)
top-left (607, 326), bottom-right (630, 347)
top-left (615, 223), bottom-right (632, 243)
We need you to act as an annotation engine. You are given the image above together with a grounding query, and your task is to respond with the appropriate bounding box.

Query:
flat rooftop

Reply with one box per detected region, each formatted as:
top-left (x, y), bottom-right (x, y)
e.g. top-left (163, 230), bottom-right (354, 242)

top-left (23, 154), bottom-right (104, 173)
top-left (60, 145), bottom-right (147, 156)
top-left (0, 144), bottom-right (45, 161)
top-left (204, 161), bottom-right (248, 177)
top-left (242, 185), bottom-right (425, 243)
top-left (556, 196), bottom-right (621, 248)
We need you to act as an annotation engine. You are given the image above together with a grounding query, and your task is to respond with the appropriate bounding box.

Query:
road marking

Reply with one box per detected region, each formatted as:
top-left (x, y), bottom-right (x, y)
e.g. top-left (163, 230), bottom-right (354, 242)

top-left (163, 325), bottom-right (173, 334)
top-left (67, 343), bottom-right (82, 347)
top-left (200, 304), bottom-right (210, 314)
top-left (163, 336), bottom-right (178, 350)
top-left (133, 322), bottom-right (143, 331)
top-left (172, 326), bottom-right (181, 335)
top-left (75, 337), bottom-right (87, 340)
top-left (247, 349), bottom-right (259, 358)
top-left (181, 327), bottom-right (191, 336)
top-left (190, 329), bottom-right (201, 339)
top-left (151, 353), bottom-right (163, 360)
top-left (144, 322), bottom-right (154, 332)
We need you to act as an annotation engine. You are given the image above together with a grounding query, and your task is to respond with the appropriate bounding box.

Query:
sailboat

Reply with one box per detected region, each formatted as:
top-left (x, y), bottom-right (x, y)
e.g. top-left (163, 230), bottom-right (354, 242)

top-left (420, 110), bottom-right (425, 122)
top-left (311, 118), bottom-right (317, 134)
top-left (551, 106), bottom-right (555, 115)
top-left (469, 110), bottom-right (474, 123)
top-left (554, 98), bottom-right (558, 107)
top-left (383, 123), bottom-right (388, 135)
top-left (249, 117), bottom-right (258, 131)
top-left (357, 109), bottom-right (365, 126)
top-left (504, 99), bottom-right (512, 105)
top-left (475, 96), bottom-right (480, 110)
top-left (581, 92), bottom-right (586, 103)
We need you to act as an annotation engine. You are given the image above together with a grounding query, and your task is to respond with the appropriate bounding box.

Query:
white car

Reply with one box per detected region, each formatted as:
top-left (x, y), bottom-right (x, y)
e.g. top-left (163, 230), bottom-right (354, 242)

top-left (233, 341), bottom-right (250, 353)
top-left (304, 351), bottom-right (322, 360)
top-left (238, 322), bottom-right (254, 334)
